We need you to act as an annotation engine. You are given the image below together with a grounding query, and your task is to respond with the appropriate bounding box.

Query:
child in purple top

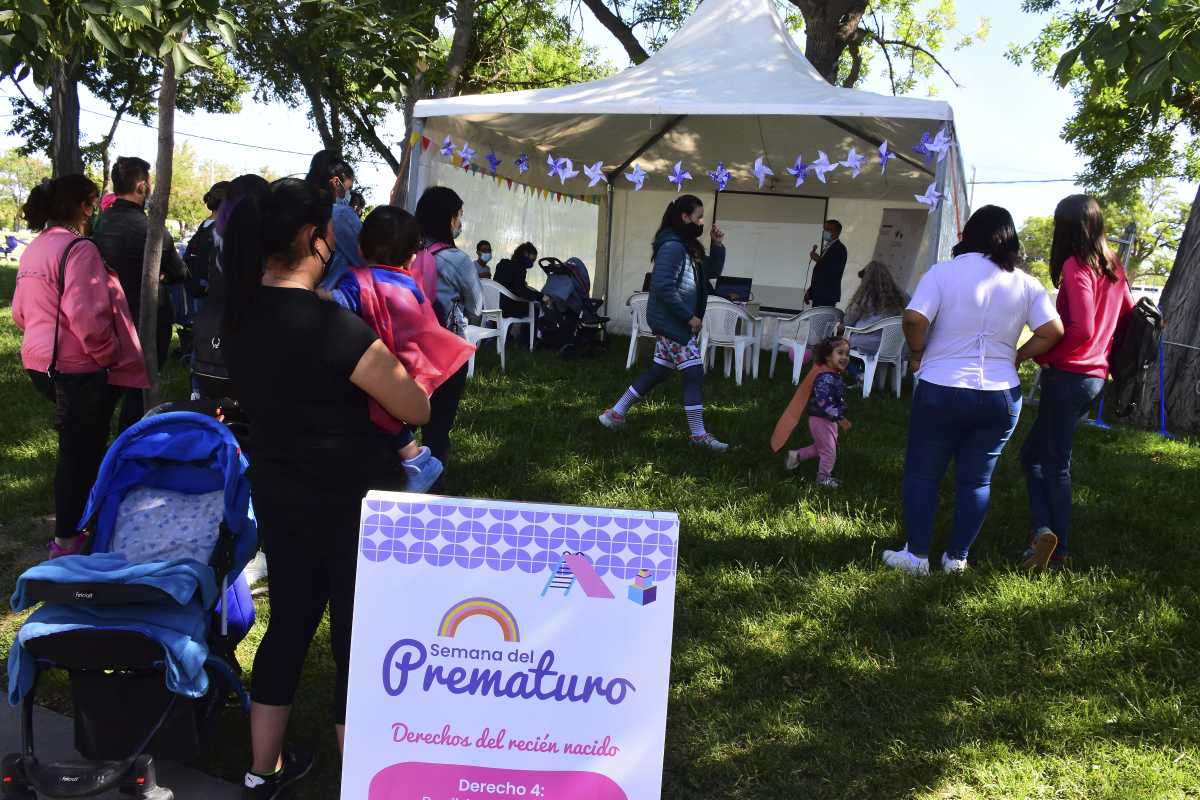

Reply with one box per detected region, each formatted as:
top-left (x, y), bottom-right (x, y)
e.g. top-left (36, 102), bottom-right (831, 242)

top-left (785, 338), bottom-right (853, 488)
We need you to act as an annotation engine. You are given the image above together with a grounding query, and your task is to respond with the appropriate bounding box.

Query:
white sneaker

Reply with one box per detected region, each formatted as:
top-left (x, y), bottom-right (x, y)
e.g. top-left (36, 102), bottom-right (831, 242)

top-left (881, 547), bottom-right (930, 576)
top-left (941, 552), bottom-right (969, 573)
top-left (816, 476), bottom-right (840, 488)
top-left (598, 409), bottom-right (626, 430)
top-left (689, 433), bottom-right (729, 452)
top-left (785, 450), bottom-right (801, 471)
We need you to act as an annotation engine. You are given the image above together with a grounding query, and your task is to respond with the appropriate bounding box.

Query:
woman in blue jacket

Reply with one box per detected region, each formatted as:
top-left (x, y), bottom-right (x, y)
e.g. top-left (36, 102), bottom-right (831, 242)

top-left (599, 194), bottom-right (728, 451)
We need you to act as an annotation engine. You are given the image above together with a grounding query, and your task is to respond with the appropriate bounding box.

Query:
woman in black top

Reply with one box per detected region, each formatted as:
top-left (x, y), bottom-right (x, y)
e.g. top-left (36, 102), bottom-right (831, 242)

top-left (222, 176), bottom-right (429, 798)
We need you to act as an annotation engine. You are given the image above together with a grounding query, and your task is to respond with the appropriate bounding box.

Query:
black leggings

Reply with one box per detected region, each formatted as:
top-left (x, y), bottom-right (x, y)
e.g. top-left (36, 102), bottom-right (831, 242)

top-left (249, 480), bottom-right (361, 724)
top-left (29, 371), bottom-right (119, 539)
top-left (632, 362), bottom-right (705, 406)
top-left (422, 362), bottom-right (469, 468)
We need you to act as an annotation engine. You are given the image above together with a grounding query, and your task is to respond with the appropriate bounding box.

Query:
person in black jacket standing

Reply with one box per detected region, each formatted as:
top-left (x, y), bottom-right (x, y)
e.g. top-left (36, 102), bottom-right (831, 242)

top-left (93, 156), bottom-right (189, 430)
top-left (805, 219), bottom-right (848, 308)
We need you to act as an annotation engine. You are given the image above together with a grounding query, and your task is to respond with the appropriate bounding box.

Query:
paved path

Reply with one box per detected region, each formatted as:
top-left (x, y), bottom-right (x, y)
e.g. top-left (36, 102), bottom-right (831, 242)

top-left (0, 701), bottom-right (240, 799)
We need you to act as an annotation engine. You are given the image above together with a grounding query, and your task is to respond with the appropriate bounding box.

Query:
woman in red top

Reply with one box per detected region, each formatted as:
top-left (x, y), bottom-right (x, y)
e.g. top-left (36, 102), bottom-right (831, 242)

top-left (1018, 195), bottom-right (1134, 571)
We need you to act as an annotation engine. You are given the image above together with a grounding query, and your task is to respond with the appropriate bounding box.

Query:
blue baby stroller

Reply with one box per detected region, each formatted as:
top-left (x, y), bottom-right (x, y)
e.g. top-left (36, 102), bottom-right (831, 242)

top-left (3, 411), bottom-right (258, 799)
top-left (537, 256), bottom-right (608, 357)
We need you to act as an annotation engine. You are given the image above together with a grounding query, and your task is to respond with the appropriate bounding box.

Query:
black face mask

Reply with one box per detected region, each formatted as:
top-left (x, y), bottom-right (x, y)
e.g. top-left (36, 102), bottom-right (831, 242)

top-left (313, 234), bottom-right (332, 284)
top-left (683, 222), bottom-right (704, 240)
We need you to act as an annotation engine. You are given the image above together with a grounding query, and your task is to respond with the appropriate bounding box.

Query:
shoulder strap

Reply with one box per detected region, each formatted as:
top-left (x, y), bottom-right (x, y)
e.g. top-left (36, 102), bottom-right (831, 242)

top-left (49, 237), bottom-right (91, 379)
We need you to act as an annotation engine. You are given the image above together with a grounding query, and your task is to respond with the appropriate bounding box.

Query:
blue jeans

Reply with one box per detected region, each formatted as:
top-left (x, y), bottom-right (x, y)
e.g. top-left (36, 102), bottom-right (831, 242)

top-left (902, 381), bottom-right (1023, 560)
top-left (1020, 368), bottom-right (1105, 557)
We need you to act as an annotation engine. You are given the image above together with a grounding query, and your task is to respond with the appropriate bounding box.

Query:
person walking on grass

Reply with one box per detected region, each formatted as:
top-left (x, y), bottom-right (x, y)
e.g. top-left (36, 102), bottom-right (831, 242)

top-left (599, 194), bottom-right (729, 451)
top-left (882, 205), bottom-right (1064, 576)
top-left (1018, 195), bottom-right (1135, 573)
top-left (771, 336), bottom-right (853, 488)
top-left (13, 175), bottom-right (148, 559)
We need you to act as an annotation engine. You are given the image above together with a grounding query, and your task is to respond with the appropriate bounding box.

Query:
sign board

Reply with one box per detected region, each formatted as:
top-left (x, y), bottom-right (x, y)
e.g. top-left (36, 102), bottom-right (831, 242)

top-left (341, 491), bottom-right (681, 800)
top-left (870, 208), bottom-right (929, 291)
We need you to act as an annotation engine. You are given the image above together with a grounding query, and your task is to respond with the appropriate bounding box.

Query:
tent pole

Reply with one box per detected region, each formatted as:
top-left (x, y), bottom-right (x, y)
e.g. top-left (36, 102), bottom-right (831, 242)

top-left (607, 115), bottom-right (688, 181)
top-left (819, 116), bottom-right (934, 178)
top-left (603, 181), bottom-right (615, 314)
top-left (404, 118), bottom-right (426, 213)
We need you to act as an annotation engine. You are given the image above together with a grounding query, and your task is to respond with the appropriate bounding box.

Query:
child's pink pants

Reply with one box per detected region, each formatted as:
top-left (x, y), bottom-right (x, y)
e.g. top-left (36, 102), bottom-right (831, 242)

top-left (792, 417), bottom-right (839, 480)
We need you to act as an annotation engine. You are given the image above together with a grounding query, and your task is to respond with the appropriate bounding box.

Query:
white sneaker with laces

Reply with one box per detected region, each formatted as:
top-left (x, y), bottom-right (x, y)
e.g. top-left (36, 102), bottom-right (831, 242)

top-left (881, 547), bottom-right (930, 576)
top-left (941, 552), bottom-right (969, 573)
top-left (689, 433), bottom-right (729, 452)
top-left (598, 409), bottom-right (626, 430)
top-left (816, 476), bottom-right (840, 488)
top-left (785, 450), bottom-right (801, 471)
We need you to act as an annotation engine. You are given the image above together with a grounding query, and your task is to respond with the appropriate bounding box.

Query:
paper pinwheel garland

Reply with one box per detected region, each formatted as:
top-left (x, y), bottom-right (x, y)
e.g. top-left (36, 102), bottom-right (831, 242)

top-left (584, 161), bottom-right (607, 188)
top-left (787, 155), bottom-right (809, 187)
top-left (753, 156), bottom-right (774, 189)
top-left (708, 162), bottom-right (731, 192)
top-left (625, 164), bottom-right (647, 191)
top-left (515, 154), bottom-right (529, 174)
top-left (440, 136), bottom-right (455, 157)
top-left (879, 140), bottom-right (896, 175)
top-left (547, 155), bottom-right (579, 184)
top-left (486, 152), bottom-right (501, 175)
top-left (914, 182), bottom-right (942, 213)
top-left (668, 162), bottom-right (693, 192)
top-left (809, 151), bottom-right (837, 184)
top-left (457, 142), bottom-right (475, 168)
top-left (840, 147), bottom-right (866, 178)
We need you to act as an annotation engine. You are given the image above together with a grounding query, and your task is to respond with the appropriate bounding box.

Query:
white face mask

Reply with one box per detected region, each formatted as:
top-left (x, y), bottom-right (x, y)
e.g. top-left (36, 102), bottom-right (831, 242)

top-left (480, 253), bottom-right (492, 263)
top-left (822, 231), bottom-right (834, 244)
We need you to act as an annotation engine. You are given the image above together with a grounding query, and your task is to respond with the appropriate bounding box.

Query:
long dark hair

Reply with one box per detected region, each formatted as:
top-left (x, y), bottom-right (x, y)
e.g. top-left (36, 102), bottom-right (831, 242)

top-left (1049, 194), bottom-right (1119, 287)
top-left (416, 186), bottom-right (463, 246)
top-left (360, 205), bottom-right (422, 266)
top-left (653, 194), bottom-right (706, 262)
top-left (220, 176), bottom-right (332, 332)
top-left (951, 205), bottom-right (1022, 272)
top-left (21, 175), bottom-right (97, 231)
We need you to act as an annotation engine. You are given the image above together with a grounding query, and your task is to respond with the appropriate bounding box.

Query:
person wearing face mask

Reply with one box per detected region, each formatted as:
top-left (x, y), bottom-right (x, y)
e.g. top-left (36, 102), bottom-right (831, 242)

top-left (305, 150), bottom-right (365, 290)
top-left (599, 194), bottom-right (729, 451)
top-left (222, 177), bottom-right (430, 796)
top-left (493, 241), bottom-right (543, 319)
top-left (93, 155), bottom-right (189, 431)
top-left (474, 240), bottom-right (493, 279)
top-left (804, 219), bottom-right (847, 308)
top-left (411, 186), bottom-right (482, 486)
top-left (12, 175), bottom-right (148, 559)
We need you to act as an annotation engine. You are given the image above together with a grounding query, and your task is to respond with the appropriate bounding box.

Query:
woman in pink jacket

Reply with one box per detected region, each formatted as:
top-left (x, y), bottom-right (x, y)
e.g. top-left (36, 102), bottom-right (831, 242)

top-left (13, 175), bottom-right (148, 558)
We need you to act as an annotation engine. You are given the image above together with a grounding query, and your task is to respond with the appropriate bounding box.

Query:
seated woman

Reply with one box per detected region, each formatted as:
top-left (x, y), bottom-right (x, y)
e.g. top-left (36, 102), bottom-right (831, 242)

top-left (842, 260), bottom-right (910, 385)
top-left (493, 241), bottom-right (542, 318)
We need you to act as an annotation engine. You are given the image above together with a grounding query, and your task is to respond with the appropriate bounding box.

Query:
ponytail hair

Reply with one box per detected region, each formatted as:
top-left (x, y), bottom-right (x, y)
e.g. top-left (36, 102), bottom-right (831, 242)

top-left (220, 175), bottom-right (331, 332)
top-left (653, 194), bottom-right (705, 262)
top-left (21, 174), bottom-right (97, 232)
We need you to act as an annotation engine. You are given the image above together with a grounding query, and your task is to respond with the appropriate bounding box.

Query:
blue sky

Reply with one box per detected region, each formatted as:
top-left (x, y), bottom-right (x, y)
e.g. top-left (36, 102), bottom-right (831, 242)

top-left (3, 0), bottom-right (1196, 225)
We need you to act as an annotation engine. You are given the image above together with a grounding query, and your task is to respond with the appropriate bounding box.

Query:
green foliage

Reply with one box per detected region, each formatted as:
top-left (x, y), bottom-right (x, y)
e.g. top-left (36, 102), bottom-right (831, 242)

top-left (1018, 214), bottom-right (1055, 289)
top-left (1008, 0), bottom-right (1200, 196)
top-left (166, 142), bottom-right (235, 230)
top-left (0, 149), bottom-right (49, 229)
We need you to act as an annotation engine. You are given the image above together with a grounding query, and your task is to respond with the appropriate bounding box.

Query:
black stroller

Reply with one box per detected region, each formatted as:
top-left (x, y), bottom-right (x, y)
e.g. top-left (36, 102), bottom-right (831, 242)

top-left (536, 257), bottom-right (609, 358)
top-left (2, 409), bottom-right (258, 799)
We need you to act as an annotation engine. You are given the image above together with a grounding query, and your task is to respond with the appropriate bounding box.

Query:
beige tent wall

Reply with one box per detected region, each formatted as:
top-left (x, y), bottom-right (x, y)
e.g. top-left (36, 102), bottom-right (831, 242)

top-left (606, 189), bottom-right (931, 335)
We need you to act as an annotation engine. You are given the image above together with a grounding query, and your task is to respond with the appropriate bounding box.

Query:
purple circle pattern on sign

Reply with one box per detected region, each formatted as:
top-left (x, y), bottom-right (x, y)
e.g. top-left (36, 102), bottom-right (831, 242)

top-left (360, 505), bottom-right (677, 581)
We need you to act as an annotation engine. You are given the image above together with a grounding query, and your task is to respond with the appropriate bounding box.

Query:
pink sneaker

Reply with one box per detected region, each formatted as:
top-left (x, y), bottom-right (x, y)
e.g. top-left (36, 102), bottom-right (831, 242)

top-left (48, 532), bottom-right (89, 560)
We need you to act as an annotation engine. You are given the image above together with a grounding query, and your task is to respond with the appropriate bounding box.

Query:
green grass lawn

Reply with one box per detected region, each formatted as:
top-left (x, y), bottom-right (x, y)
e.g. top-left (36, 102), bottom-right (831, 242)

top-left (2, 259), bottom-right (1198, 799)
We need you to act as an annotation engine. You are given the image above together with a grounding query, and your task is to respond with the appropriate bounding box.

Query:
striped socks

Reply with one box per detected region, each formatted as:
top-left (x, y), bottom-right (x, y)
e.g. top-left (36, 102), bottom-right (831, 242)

top-left (684, 404), bottom-right (706, 437)
top-left (613, 387), bottom-right (641, 416)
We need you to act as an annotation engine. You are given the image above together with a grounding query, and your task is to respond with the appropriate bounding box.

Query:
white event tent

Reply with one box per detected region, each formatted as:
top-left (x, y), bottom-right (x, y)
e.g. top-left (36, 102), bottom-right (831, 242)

top-left (409, 0), bottom-right (969, 331)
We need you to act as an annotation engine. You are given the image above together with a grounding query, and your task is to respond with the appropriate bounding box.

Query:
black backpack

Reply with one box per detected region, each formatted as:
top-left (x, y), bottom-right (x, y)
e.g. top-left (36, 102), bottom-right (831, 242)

top-left (1106, 297), bottom-right (1163, 417)
top-left (182, 221), bottom-right (216, 297)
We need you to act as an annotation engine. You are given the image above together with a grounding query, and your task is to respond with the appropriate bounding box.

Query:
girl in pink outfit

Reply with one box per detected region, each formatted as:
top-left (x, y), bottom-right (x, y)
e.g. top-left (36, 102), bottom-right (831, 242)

top-left (782, 337), bottom-right (853, 488)
top-left (12, 175), bottom-right (148, 558)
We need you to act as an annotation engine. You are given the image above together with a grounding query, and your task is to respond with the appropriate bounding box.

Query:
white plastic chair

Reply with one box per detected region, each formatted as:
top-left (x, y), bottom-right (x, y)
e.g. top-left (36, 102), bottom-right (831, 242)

top-left (801, 306), bottom-right (844, 345)
top-left (480, 278), bottom-right (537, 351)
top-left (845, 316), bottom-right (906, 398)
top-left (768, 314), bottom-right (813, 385)
top-left (465, 324), bottom-right (503, 378)
top-left (700, 298), bottom-right (757, 386)
top-left (625, 292), bottom-right (656, 369)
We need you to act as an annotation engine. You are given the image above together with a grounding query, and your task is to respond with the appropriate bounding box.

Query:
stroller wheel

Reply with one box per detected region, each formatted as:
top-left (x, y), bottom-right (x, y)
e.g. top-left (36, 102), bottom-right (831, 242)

top-left (0, 754), bottom-right (35, 799)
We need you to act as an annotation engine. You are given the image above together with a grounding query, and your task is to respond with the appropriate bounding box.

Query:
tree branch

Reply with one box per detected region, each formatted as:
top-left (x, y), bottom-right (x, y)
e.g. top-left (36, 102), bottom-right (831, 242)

top-left (579, 0), bottom-right (649, 64)
top-left (344, 105), bottom-right (401, 174)
top-left (874, 36), bottom-right (961, 88)
top-left (442, 0), bottom-right (478, 97)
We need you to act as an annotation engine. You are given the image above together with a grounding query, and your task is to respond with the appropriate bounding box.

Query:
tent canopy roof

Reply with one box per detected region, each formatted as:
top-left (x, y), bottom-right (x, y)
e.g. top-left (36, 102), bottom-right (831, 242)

top-left (412, 0), bottom-right (957, 199)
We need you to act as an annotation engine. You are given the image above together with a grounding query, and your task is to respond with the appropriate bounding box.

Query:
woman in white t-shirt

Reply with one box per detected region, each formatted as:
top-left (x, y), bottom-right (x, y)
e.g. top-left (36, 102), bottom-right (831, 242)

top-left (881, 206), bottom-right (1064, 576)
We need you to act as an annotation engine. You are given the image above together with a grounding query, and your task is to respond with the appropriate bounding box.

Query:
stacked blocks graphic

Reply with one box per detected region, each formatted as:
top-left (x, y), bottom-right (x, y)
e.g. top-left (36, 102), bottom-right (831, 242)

top-left (628, 568), bottom-right (657, 605)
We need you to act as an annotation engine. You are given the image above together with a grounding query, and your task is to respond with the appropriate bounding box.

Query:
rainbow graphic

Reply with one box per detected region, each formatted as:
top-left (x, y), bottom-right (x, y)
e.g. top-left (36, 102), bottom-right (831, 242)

top-left (438, 597), bottom-right (520, 643)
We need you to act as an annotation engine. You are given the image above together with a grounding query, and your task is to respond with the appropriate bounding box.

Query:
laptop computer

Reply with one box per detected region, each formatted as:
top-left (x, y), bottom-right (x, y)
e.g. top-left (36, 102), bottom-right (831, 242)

top-left (713, 276), bottom-right (753, 302)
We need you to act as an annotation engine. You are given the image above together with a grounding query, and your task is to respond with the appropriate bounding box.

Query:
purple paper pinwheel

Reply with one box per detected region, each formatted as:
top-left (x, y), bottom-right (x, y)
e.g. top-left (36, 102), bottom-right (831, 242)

top-left (457, 142), bottom-right (475, 168)
top-left (668, 162), bottom-right (692, 192)
top-left (840, 147), bottom-right (866, 178)
top-left (707, 162), bottom-right (732, 192)
top-left (786, 155), bottom-right (809, 187)
top-left (914, 181), bottom-right (942, 213)
top-left (486, 151), bottom-right (502, 175)
top-left (515, 153), bottom-right (530, 174)
top-left (556, 157), bottom-right (580, 184)
top-left (584, 161), bottom-right (607, 188)
top-left (913, 132), bottom-right (934, 163)
top-left (440, 136), bottom-right (455, 157)
top-left (625, 163), bottom-right (648, 191)
top-left (810, 151), bottom-right (837, 184)
top-left (879, 140), bottom-right (896, 175)
top-left (926, 127), bottom-right (954, 162)
top-left (753, 156), bottom-right (774, 189)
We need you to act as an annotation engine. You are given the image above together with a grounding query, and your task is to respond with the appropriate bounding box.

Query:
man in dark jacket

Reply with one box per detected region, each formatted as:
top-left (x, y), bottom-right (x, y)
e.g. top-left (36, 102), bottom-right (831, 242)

top-left (805, 219), bottom-right (847, 308)
top-left (93, 155), bottom-right (188, 430)
top-left (493, 242), bottom-right (543, 317)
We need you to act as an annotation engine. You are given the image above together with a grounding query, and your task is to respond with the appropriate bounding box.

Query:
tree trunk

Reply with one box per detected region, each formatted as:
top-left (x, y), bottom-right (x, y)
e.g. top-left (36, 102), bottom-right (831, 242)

top-left (301, 79), bottom-right (336, 152)
top-left (49, 58), bottom-right (83, 177)
top-left (346, 106), bottom-right (400, 174)
top-left (791, 0), bottom-right (867, 85)
top-left (1135, 186), bottom-right (1200, 435)
top-left (139, 55), bottom-right (177, 411)
top-left (442, 0), bottom-right (478, 97)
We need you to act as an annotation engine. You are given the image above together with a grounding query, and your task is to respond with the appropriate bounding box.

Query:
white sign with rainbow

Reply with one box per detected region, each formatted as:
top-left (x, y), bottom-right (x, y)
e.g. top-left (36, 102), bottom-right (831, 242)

top-left (341, 491), bottom-right (681, 800)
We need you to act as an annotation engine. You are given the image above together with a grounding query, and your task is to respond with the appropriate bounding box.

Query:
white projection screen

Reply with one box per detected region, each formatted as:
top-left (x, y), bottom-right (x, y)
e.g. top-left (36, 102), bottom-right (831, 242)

top-left (712, 191), bottom-right (828, 311)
